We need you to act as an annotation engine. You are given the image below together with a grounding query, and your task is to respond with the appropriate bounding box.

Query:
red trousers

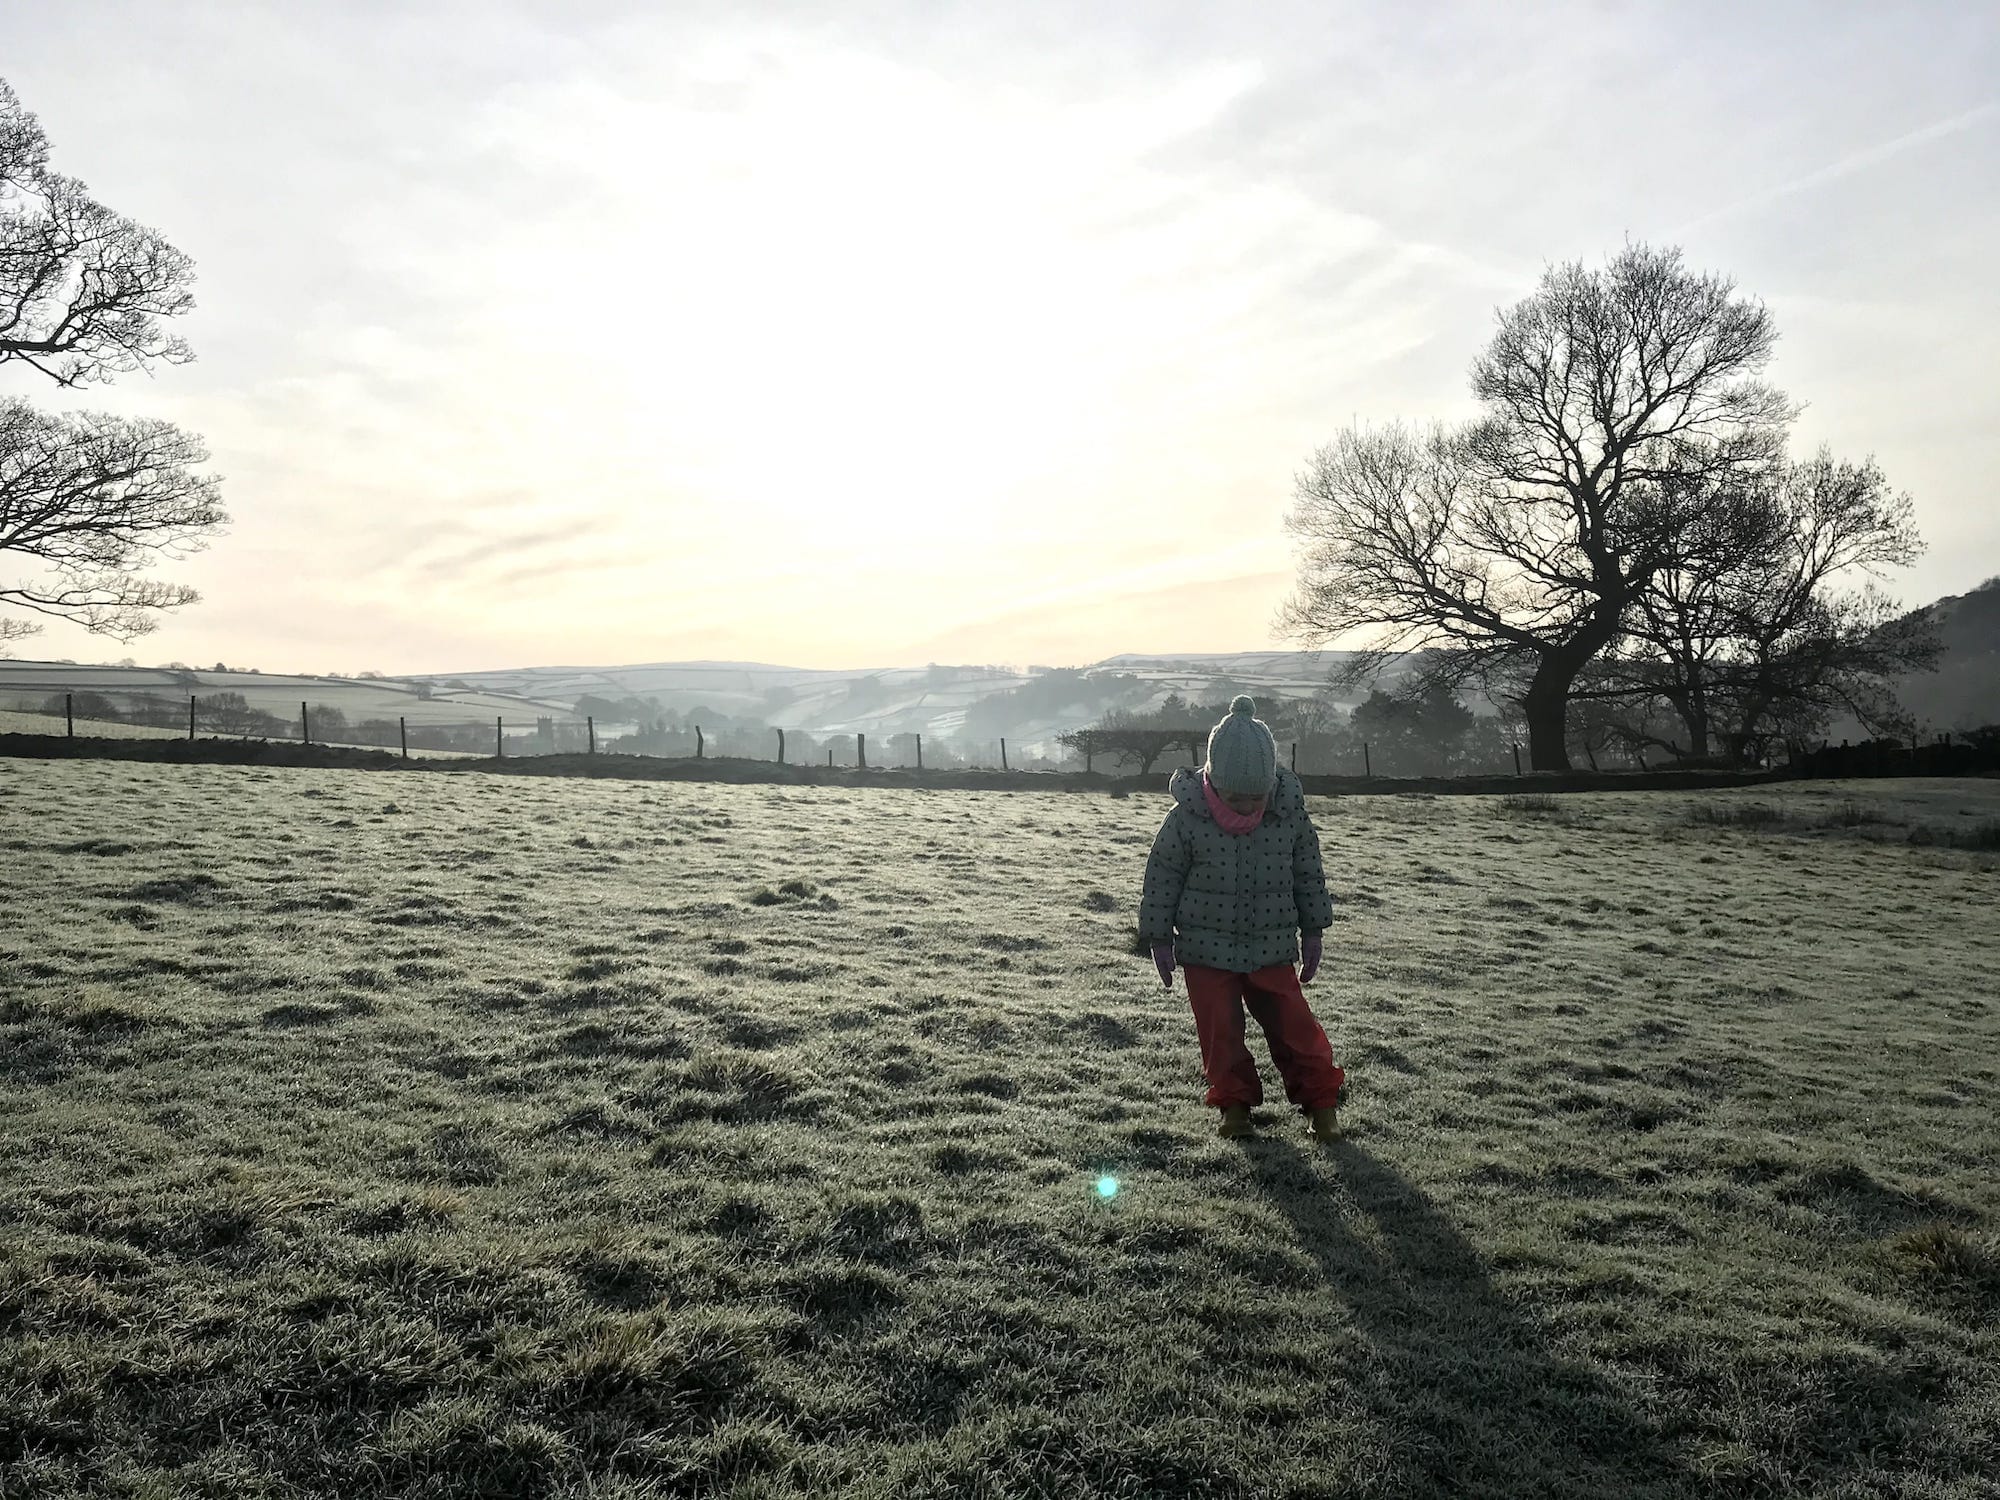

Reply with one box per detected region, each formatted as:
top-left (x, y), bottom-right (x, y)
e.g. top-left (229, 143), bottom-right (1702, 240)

top-left (1184, 963), bottom-right (1344, 1110)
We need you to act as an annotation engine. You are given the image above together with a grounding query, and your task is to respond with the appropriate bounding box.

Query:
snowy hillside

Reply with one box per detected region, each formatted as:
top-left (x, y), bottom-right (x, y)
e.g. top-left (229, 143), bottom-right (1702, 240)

top-left (419, 652), bottom-right (1387, 749)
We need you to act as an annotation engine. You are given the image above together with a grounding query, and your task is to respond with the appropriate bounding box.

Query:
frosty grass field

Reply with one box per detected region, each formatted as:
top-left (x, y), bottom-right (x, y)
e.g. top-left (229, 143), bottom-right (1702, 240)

top-left (3, 759), bottom-right (1997, 1499)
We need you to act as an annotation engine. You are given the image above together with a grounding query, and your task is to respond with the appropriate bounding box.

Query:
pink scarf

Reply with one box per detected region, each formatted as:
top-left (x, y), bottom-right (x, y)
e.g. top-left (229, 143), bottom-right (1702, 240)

top-left (1202, 771), bottom-right (1266, 835)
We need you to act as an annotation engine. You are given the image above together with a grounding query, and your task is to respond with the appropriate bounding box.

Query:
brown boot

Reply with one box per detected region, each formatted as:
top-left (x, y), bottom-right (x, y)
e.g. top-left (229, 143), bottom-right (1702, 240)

top-left (1307, 1105), bottom-right (1340, 1142)
top-left (1217, 1104), bottom-right (1255, 1139)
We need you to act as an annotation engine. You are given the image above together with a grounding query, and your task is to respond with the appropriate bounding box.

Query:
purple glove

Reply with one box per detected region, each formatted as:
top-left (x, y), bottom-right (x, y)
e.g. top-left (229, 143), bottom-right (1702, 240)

top-left (1151, 943), bottom-right (1175, 989)
top-left (1300, 932), bottom-right (1322, 985)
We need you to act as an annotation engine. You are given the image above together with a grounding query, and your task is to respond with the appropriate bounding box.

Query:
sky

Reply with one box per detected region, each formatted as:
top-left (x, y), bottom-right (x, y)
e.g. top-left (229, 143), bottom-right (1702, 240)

top-left (3, 0), bottom-right (1997, 674)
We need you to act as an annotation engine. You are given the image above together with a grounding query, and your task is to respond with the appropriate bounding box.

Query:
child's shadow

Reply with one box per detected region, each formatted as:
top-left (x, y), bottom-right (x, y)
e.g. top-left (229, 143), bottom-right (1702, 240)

top-left (1249, 1138), bottom-right (1687, 1499)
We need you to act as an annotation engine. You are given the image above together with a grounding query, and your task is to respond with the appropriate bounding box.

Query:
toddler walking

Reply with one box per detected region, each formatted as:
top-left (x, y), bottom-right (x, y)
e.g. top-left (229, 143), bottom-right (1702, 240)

top-left (1139, 697), bottom-right (1346, 1140)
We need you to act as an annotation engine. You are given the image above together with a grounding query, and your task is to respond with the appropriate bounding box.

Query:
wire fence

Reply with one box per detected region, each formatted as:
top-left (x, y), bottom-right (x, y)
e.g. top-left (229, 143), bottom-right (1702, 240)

top-left (0, 691), bottom-right (1061, 771)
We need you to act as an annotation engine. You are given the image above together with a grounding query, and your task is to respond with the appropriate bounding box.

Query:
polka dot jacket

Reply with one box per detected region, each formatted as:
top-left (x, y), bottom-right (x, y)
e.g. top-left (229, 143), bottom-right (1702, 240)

top-left (1138, 766), bottom-right (1334, 974)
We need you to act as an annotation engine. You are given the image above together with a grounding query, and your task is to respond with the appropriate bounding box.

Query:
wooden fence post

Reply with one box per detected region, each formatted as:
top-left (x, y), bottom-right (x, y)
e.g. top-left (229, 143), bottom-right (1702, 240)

top-left (1000, 737), bottom-right (1009, 771)
top-left (858, 732), bottom-right (867, 770)
top-left (399, 716), bottom-right (408, 759)
top-left (301, 701), bottom-right (310, 744)
top-left (1512, 742), bottom-right (1522, 776)
top-left (587, 716), bottom-right (595, 755)
top-left (1363, 742), bottom-right (1371, 778)
top-left (65, 692), bottom-right (74, 738)
top-left (776, 727), bottom-right (784, 763)
top-left (188, 695), bottom-right (196, 740)
top-left (695, 725), bottom-right (704, 759)
top-left (496, 717), bottom-right (504, 759)
top-left (828, 746), bottom-right (834, 768)
top-left (1291, 741), bottom-right (1297, 772)
top-left (916, 733), bottom-right (923, 770)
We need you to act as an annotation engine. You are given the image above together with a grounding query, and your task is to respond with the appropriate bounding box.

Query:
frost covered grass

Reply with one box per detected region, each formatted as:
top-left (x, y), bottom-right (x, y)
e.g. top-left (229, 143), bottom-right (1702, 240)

top-left (2, 762), bottom-right (1997, 1498)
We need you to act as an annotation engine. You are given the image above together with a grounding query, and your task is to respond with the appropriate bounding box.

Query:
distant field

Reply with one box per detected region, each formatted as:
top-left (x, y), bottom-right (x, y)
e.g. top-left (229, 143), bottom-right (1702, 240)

top-left (2, 768), bottom-right (1995, 1497)
top-left (0, 710), bottom-right (185, 740)
top-left (0, 711), bottom-right (482, 760)
top-left (0, 662), bottom-right (577, 727)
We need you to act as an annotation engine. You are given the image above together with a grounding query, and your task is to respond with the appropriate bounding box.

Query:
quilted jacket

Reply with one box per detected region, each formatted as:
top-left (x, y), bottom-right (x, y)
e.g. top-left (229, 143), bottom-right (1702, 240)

top-left (1138, 766), bottom-right (1335, 974)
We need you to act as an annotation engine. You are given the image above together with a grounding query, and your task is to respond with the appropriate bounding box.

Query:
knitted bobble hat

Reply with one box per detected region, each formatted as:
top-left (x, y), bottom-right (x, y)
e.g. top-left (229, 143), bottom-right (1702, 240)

top-left (1205, 696), bottom-right (1277, 796)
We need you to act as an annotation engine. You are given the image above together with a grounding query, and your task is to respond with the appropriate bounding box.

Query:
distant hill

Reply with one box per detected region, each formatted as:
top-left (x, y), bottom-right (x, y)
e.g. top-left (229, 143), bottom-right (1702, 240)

top-left (421, 651), bottom-right (1388, 752)
top-left (353, 589), bottom-right (2000, 746)
top-left (10, 584), bottom-right (1989, 752)
top-left (1897, 577), bottom-right (2000, 731)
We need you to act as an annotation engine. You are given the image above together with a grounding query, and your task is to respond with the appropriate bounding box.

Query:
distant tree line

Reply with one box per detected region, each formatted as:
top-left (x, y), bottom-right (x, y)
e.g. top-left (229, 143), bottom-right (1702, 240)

top-left (30, 691), bottom-right (515, 751)
top-left (40, 690), bottom-right (287, 734)
top-left (960, 669), bottom-right (1149, 739)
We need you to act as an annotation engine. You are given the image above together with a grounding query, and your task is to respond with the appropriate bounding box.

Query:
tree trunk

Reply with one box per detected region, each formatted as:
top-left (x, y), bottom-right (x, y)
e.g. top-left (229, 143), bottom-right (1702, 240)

top-left (1524, 637), bottom-right (1614, 769)
top-left (1522, 662), bottom-right (1575, 771)
top-left (1525, 600), bottom-right (1632, 771)
top-left (1683, 685), bottom-right (1711, 761)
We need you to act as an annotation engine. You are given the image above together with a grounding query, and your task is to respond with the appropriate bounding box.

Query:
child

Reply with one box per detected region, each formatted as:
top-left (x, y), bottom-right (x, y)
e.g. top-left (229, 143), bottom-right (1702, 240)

top-left (1139, 697), bottom-right (1346, 1140)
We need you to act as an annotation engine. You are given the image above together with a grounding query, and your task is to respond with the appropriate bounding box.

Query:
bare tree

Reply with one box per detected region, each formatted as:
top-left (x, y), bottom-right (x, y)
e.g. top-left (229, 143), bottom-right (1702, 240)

top-left (1282, 244), bottom-right (1791, 770)
top-left (199, 691), bottom-right (286, 736)
top-left (1058, 721), bottom-right (1196, 776)
top-left (0, 401), bottom-right (224, 641)
top-left (0, 80), bottom-right (195, 387)
top-left (0, 78), bottom-right (217, 645)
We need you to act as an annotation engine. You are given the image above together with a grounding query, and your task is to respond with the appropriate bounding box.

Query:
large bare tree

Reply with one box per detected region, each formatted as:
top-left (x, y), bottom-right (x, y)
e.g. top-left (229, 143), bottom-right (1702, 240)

top-left (0, 77), bottom-right (218, 644)
top-left (1281, 244), bottom-right (1792, 769)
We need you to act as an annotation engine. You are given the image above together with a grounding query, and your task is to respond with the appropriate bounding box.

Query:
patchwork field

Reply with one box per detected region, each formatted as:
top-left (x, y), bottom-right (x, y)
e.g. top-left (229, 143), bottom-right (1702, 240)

top-left (2, 762), bottom-right (1996, 1498)
top-left (0, 663), bottom-right (576, 728)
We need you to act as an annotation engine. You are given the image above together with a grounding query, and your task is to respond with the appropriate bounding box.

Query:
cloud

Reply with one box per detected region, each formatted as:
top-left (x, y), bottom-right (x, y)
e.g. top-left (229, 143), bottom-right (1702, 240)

top-left (405, 525), bottom-right (605, 583)
top-left (1673, 100), bottom-right (2000, 235)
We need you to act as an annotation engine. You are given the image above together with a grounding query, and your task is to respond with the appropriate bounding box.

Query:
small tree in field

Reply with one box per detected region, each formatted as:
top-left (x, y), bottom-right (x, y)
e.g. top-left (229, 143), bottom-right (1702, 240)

top-left (0, 78), bottom-right (220, 646)
top-left (198, 692), bottom-right (286, 737)
top-left (1282, 244), bottom-right (1791, 770)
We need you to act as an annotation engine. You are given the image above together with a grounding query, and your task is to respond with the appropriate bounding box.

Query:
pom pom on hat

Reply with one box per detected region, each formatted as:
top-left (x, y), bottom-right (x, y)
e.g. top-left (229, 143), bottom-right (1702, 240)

top-left (1230, 695), bottom-right (1255, 714)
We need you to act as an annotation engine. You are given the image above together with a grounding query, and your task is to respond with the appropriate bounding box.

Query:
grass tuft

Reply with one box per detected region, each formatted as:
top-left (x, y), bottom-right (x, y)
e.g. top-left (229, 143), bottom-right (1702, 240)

top-left (1500, 793), bottom-right (1570, 818)
top-left (1885, 1222), bottom-right (2000, 1309)
top-left (1689, 800), bottom-right (1788, 828)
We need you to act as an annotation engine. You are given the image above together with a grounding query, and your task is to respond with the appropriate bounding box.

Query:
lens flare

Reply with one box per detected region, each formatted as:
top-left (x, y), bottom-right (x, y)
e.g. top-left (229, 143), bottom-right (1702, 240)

top-left (1095, 1175), bottom-right (1119, 1199)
